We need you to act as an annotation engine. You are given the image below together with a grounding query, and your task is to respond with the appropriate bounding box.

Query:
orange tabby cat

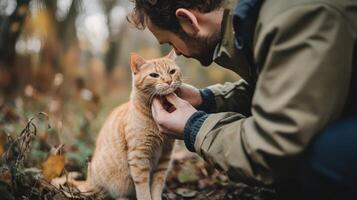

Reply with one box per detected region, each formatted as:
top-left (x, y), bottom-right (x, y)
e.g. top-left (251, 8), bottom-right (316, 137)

top-left (74, 50), bottom-right (181, 200)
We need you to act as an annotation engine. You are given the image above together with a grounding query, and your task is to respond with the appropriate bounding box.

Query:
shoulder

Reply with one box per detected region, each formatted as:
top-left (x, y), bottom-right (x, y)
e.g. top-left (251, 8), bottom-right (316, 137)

top-left (258, 0), bottom-right (346, 24)
top-left (253, 0), bottom-right (356, 72)
top-left (254, 0), bottom-right (356, 50)
top-left (257, 0), bottom-right (357, 34)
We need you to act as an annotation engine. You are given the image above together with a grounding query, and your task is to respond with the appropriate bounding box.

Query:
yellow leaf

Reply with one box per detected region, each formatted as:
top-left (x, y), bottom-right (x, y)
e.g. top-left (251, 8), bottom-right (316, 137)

top-left (42, 155), bottom-right (65, 181)
top-left (0, 133), bottom-right (6, 157)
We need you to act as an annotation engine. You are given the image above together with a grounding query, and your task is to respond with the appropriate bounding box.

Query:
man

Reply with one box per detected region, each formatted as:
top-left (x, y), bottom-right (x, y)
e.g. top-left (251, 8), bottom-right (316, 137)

top-left (128, 0), bottom-right (357, 199)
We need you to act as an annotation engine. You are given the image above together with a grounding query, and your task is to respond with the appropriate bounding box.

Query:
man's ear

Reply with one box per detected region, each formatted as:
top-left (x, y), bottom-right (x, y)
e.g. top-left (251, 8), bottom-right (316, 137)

top-left (175, 8), bottom-right (199, 36)
top-left (166, 49), bottom-right (177, 60)
top-left (130, 53), bottom-right (146, 75)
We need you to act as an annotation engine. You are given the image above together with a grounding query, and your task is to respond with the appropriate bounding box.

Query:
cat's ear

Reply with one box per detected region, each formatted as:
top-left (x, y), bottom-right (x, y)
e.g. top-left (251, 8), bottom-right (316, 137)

top-left (166, 49), bottom-right (177, 60)
top-left (130, 53), bottom-right (146, 74)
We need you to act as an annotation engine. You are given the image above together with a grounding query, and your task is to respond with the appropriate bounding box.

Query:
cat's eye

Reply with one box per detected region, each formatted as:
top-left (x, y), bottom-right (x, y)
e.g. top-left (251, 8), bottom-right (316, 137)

top-left (169, 69), bottom-right (176, 74)
top-left (149, 73), bottom-right (159, 78)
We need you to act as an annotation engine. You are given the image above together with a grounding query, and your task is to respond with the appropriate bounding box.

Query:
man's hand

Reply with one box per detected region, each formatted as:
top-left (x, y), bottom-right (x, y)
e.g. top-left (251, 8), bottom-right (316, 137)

top-left (176, 83), bottom-right (202, 108)
top-left (152, 93), bottom-right (197, 139)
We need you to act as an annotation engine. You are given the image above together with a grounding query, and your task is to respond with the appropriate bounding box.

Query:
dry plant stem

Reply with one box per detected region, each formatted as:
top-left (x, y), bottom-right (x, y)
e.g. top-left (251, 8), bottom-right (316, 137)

top-left (3, 112), bottom-right (49, 197)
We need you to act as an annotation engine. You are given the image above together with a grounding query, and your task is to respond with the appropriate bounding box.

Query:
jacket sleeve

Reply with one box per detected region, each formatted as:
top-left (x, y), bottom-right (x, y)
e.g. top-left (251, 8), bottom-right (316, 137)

top-left (189, 4), bottom-right (355, 184)
top-left (198, 80), bottom-right (254, 117)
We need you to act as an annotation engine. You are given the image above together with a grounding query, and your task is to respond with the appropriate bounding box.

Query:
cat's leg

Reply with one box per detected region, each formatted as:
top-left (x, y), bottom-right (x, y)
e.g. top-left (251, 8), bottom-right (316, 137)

top-left (128, 147), bottom-right (152, 200)
top-left (151, 139), bottom-right (174, 200)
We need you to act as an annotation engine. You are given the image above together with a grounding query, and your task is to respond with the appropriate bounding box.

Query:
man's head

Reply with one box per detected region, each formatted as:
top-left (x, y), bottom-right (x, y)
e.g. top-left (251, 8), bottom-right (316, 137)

top-left (128, 0), bottom-right (225, 66)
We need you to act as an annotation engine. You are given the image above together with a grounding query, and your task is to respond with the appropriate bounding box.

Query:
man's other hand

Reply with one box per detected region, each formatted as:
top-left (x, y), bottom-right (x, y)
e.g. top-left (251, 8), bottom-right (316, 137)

top-left (152, 93), bottom-right (197, 139)
top-left (175, 83), bottom-right (202, 108)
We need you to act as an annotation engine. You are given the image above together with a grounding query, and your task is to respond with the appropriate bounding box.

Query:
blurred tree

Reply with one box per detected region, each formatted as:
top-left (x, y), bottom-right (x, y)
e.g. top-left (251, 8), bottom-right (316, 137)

top-left (39, 0), bottom-right (81, 94)
top-left (12, 0), bottom-right (82, 96)
top-left (0, 0), bottom-right (31, 102)
top-left (103, 0), bottom-right (127, 74)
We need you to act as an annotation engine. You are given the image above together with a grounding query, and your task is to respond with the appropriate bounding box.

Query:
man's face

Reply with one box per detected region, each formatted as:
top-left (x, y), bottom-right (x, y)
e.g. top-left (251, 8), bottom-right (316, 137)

top-left (148, 22), bottom-right (221, 66)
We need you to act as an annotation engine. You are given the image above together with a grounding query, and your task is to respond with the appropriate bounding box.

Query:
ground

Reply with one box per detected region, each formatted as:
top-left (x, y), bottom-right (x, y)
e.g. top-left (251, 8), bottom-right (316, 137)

top-left (0, 100), bottom-right (275, 200)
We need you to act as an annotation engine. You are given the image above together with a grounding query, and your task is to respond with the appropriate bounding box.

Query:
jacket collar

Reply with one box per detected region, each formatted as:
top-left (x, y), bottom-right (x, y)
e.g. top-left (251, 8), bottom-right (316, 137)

top-left (212, 0), bottom-right (239, 63)
top-left (212, 0), bottom-right (262, 82)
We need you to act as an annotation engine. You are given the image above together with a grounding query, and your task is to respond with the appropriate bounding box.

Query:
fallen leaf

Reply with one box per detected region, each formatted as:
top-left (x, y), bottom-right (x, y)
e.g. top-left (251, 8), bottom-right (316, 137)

top-left (175, 188), bottom-right (198, 198)
top-left (42, 154), bottom-right (65, 181)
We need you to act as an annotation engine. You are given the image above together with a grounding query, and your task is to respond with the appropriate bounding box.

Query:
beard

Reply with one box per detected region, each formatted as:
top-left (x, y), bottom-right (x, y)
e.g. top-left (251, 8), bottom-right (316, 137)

top-left (178, 30), bottom-right (221, 66)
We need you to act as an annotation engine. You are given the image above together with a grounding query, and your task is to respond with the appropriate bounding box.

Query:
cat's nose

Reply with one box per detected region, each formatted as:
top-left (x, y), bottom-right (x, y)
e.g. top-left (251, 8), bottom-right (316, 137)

top-left (166, 80), bottom-right (172, 85)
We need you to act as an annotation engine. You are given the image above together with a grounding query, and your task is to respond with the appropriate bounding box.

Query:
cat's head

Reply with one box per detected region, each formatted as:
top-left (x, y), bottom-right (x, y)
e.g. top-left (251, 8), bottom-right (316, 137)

top-left (130, 50), bottom-right (182, 96)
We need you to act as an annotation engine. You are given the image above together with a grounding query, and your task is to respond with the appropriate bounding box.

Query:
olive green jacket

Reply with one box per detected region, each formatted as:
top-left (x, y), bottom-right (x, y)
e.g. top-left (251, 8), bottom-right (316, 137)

top-left (193, 0), bottom-right (357, 184)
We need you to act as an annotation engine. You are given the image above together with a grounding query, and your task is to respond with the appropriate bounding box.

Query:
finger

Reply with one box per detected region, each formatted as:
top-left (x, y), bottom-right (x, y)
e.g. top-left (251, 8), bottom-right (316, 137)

top-left (180, 83), bottom-right (192, 89)
top-left (152, 98), bottom-right (167, 119)
top-left (152, 98), bottom-right (173, 127)
top-left (176, 83), bottom-right (189, 94)
top-left (157, 125), bottom-right (169, 134)
top-left (174, 87), bottom-right (182, 97)
top-left (165, 93), bottom-right (183, 106)
top-left (152, 98), bottom-right (166, 111)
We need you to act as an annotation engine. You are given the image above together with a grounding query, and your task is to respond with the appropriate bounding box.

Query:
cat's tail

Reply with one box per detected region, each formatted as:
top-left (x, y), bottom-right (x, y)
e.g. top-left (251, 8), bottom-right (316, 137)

top-left (51, 163), bottom-right (100, 196)
top-left (68, 173), bottom-right (96, 194)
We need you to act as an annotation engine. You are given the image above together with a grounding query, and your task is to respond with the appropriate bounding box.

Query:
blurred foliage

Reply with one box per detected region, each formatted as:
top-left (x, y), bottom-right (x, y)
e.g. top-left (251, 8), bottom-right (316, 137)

top-left (0, 0), bottom-right (239, 102)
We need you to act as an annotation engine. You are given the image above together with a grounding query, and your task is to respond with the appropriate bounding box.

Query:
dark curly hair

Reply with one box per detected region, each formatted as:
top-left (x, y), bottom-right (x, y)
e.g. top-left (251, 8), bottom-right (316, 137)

top-left (128, 0), bottom-right (224, 32)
